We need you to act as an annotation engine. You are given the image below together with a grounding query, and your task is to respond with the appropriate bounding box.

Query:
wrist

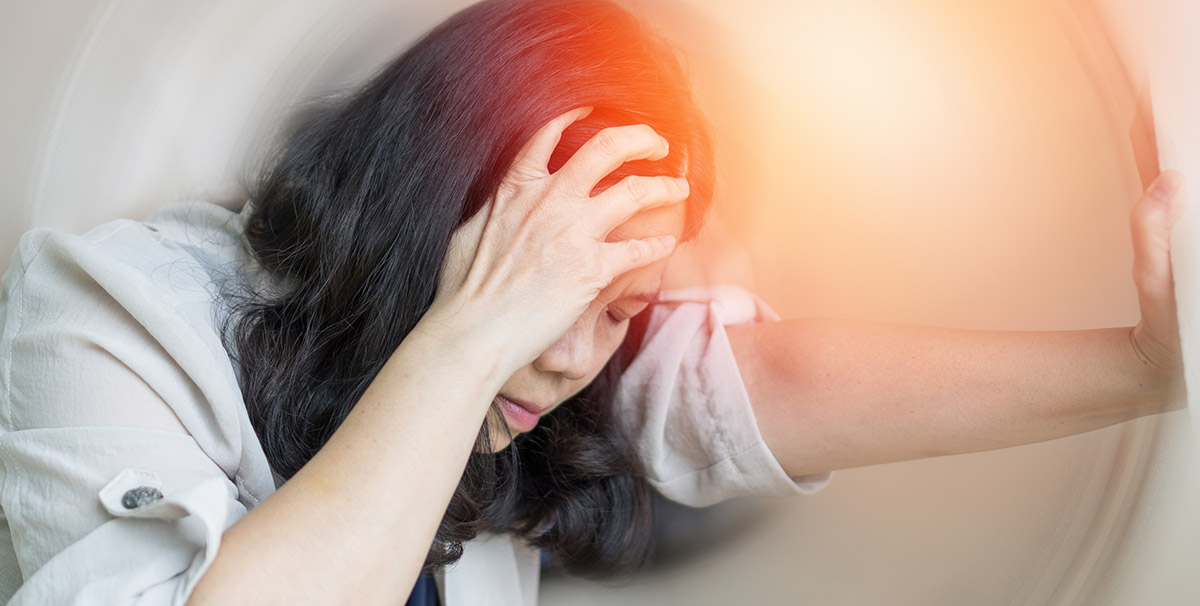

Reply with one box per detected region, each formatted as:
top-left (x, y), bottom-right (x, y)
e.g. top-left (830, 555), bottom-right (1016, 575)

top-left (408, 300), bottom-right (524, 393)
top-left (1125, 326), bottom-right (1188, 414)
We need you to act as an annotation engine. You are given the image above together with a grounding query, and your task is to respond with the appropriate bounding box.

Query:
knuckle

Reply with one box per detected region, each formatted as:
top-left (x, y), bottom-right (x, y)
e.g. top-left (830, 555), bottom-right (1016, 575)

top-left (497, 176), bottom-right (540, 201)
top-left (627, 240), bottom-right (647, 264)
top-left (658, 176), bottom-right (684, 200)
top-left (495, 182), bottom-right (518, 202)
top-left (592, 129), bottom-right (625, 156)
top-left (632, 124), bottom-right (657, 140)
top-left (670, 175), bottom-right (690, 196)
top-left (624, 176), bottom-right (647, 202)
top-left (1131, 204), bottom-right (1148, 225)
top-left (1146, 269), bottom-right (1168, 289)
top-left (1132, 199), bottom-right (1161, 225)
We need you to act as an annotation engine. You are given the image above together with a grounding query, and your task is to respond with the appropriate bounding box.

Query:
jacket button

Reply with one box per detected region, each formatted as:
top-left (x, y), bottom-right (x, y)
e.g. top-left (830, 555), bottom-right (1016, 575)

top-left (121, 486), bottom-right (164, 509)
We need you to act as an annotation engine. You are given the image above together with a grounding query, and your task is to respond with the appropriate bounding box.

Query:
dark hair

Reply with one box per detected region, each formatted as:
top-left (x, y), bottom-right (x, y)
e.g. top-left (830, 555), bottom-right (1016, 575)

top-left (226, 0), bottom-right (714, 578)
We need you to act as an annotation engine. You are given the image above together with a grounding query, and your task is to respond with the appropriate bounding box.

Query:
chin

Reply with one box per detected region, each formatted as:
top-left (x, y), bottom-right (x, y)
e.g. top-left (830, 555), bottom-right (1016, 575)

top-left (489, 435), bottom-right (515, 453)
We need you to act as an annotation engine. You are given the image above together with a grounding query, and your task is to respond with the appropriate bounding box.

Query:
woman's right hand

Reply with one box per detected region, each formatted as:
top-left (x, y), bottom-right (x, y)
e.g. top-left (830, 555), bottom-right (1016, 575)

top-left (423, 107), bottom-right (689, 375)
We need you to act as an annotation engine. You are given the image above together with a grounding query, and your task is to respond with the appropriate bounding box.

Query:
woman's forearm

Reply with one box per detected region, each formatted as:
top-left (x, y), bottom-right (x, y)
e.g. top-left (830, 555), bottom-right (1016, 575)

top-left (188, 319), bottom-right (509, 606)
top-left (729, 319), bottom-right (1187, 477)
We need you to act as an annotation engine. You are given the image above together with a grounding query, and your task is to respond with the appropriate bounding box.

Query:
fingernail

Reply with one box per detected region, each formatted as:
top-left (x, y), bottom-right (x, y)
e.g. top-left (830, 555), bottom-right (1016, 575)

top-left (659, 235), bottom-right (676, 248)
top-left (675, 177), bottom-right (690, 194)
top-left (1150, 172), bottom-right (1180, 201)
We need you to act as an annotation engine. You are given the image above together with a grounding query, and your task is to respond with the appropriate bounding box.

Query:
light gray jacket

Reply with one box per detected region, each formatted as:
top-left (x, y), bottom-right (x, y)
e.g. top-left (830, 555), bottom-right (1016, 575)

top-left (0, 201), bottom-right (830, 605)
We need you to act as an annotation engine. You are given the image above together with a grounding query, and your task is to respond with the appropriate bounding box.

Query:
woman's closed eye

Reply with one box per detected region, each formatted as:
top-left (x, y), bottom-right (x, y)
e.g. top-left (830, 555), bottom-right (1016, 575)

top-left (605, 298), bottom-right (656, 325)
top-left (605, 307), bottom-right (633, 324)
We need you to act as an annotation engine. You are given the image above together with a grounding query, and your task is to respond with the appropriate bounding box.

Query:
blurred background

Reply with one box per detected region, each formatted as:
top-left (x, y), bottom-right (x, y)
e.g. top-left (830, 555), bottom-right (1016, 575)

top-left (0, 0), bottom-right (1187, 603)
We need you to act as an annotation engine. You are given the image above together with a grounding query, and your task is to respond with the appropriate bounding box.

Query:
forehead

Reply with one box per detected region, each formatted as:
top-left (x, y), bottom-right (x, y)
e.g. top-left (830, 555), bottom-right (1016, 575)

top-left (602, 203), bottom-right (686, 299)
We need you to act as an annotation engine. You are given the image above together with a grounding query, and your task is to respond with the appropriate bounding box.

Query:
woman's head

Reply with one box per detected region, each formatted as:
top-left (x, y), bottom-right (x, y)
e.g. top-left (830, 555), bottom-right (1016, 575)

top-left (487, 195), bottom-right (685, 451)
top-left (229, 0), bottom-right (713, 577)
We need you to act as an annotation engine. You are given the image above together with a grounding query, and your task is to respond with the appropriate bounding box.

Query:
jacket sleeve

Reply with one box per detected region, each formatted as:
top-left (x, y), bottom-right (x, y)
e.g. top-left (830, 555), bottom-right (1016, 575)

top-left (613, 284), bottom-right (833, 508)
top-left (0, 227), bottom-right (254, 605)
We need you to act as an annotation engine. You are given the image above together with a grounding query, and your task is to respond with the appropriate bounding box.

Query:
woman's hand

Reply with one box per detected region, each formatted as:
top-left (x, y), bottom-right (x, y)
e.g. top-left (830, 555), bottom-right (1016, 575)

top-left (1129, 170), bottom-right (1187, 408)
top-left (424, 107), bottom-right (689, 375)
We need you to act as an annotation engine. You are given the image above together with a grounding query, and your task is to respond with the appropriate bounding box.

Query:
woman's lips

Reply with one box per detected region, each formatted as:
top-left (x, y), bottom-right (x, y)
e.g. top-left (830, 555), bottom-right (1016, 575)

top-left (496, 395), bottom-right (545, 432)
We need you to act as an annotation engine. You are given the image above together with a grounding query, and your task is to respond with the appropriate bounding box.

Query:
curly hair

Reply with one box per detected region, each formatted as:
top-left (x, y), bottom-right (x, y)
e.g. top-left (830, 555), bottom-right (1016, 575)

top-left (224, 0), bottom-right (714, 578)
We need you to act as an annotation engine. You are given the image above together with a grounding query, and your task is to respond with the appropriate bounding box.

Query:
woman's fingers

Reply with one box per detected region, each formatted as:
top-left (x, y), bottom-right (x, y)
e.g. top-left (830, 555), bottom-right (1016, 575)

top-left (556, 124), bottom-right (671, 196)
top-left (506, 107), bottom-right (594, 182)
top-left (431, 114), bottom-right (685, 366)
top-left (602, 234), bottom-right (677, 278)
top-left (592, 175), bottom-right (689, 231)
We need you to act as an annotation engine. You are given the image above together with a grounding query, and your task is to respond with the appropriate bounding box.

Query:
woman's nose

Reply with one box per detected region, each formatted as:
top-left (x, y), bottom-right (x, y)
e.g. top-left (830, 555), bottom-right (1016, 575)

top-left (531, 320), bottom-right (595, 381)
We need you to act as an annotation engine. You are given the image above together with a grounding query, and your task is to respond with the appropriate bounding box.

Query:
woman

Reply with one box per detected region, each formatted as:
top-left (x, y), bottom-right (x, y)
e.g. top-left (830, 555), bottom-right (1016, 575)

top-left (0, 0), bottom-right (1185, 605)
top-left (1, 1), bottom-right (799, 604)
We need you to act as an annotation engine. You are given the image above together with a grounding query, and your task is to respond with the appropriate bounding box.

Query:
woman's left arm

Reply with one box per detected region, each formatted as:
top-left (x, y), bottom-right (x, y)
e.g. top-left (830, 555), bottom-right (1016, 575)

top-left (728, 171), bottom-right (1187, 478)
